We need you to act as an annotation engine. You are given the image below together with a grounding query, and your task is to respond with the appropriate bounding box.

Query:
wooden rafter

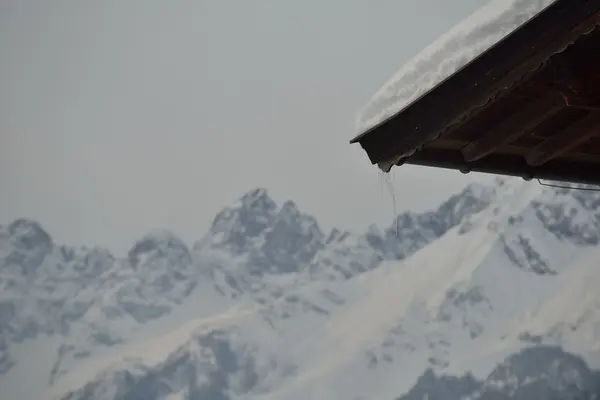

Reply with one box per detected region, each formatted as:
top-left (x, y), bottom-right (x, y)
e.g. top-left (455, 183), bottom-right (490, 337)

top-left (461, 93), bottom-right (566, 162)
top-left (525, 111), bottom-right (600, 166)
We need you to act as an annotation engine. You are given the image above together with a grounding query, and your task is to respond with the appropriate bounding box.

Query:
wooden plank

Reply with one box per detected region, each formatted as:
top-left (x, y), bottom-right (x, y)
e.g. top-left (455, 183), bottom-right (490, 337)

top-left (525, 111), bottom-right (600, 166)
top-left (461, 93), bottom-right (566, 162)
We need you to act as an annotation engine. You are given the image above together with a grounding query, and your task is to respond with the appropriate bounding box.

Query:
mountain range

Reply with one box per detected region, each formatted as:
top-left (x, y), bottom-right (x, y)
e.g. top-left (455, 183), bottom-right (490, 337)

top-left (1, 177), bottom-right (600, 399)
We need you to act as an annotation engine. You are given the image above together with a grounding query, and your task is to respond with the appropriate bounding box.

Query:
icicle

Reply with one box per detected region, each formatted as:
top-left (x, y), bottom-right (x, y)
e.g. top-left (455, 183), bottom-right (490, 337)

top-left (380, 170), bottom-right (399, 237)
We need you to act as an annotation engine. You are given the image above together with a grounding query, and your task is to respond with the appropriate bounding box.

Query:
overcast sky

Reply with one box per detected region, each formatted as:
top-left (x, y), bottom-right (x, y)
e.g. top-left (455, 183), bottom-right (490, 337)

top-left (1, 0), bottom-right (493, 255)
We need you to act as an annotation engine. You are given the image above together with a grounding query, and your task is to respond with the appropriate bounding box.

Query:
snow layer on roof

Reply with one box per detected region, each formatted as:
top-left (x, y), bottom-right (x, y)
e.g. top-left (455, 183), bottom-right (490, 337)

top-left (355, 0), bottom-right (557, 136)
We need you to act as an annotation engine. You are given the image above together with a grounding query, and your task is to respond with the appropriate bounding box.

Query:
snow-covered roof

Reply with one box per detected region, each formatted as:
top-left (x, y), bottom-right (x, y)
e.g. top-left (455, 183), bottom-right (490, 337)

top-left (355, 0), bottom-right (557, 137)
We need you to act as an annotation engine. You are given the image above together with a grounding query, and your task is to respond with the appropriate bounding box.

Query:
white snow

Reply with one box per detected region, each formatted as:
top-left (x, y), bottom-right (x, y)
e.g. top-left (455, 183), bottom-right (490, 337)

top-left (355, 0), bottom-right (557, 137)
top-left (49, 305), bottom-right (257, 398)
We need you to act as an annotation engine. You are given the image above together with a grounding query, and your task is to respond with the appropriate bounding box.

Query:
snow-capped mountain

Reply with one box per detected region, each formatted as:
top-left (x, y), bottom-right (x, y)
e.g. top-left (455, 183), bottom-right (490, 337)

top-left (1, 177), bottom-right (600, 399)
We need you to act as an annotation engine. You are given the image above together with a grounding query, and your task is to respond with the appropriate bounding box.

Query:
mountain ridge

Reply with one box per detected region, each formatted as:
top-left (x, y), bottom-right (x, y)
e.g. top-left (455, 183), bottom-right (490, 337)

top-left (2, 177), bottom-right (600, 399)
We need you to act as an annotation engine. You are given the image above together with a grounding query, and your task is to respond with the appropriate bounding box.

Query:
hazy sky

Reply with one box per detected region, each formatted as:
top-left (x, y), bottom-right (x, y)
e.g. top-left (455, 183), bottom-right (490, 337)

top-left (1, 0), bottom-right (493, 255)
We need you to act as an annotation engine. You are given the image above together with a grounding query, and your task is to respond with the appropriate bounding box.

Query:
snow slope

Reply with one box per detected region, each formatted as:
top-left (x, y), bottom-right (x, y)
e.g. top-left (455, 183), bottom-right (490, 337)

top-left (355, 0), bottom-right (557, 136)
top-left (2, 177), bottom-right (600, 399)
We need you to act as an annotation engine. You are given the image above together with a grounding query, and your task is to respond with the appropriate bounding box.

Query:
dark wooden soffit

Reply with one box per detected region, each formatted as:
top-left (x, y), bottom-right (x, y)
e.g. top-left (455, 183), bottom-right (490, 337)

top-left (351, 0), bottom-right (600, 172)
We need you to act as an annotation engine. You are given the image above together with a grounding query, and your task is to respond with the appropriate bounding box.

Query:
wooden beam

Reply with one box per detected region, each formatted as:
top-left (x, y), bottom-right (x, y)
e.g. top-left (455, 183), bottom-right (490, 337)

top-left (406, 148), bottom-right (600, 186)
top-left (461, 93), bottom-right (566, 162)
top-left (564, 95), bottom-right (600, 111)
top-left (525, 111), bottom-right (600, 166)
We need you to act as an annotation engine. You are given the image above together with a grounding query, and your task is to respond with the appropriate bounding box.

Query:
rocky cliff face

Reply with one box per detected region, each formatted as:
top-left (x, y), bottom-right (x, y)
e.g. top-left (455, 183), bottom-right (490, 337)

top-left (399, 346), bottom-right (600, 400)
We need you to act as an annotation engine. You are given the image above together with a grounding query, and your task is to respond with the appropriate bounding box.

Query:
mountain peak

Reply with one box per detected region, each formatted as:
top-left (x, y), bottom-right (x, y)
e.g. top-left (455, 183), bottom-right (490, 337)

top-left (276, 200), bottom-right (316, 229)
top-left (127, 230), bottom-right (191, 268)
top-left (280, 200), bottom-right (299, 215)
top-left (135, 229), bottom-right (182, 243)
top-left (236, 188), bottom-right (277, 213)
top-left (7, 218), bottom-right (53, 251)
top-left (198, 189), bottom-right (327, 275)
top-left (203, 188), bottom-right (279, 254)
top-left (210, 188), bottom-right (278, 232)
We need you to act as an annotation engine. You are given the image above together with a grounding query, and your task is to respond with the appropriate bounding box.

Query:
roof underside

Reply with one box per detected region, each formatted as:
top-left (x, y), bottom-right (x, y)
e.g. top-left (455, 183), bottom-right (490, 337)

top-left (352, 0), bottom-right (600, 185)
